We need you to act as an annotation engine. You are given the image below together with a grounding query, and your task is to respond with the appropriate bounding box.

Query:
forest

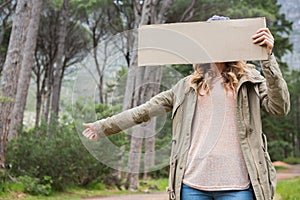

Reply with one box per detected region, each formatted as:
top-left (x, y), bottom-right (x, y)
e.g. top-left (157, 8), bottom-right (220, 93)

top-left (0, 0), bottom-right (300, 198)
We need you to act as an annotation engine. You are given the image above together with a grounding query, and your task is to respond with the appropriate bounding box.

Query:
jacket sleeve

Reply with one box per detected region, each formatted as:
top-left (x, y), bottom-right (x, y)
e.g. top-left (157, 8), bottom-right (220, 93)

top-left (259, 54), bottom-right (290, 116)
top-left (93, 89), bottom-right (174, 137)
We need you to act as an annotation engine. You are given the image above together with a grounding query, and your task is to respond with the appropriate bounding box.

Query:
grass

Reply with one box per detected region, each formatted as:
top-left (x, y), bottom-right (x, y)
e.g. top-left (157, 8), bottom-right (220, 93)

top-left (0, 178), bottom-right (169, 200)
top-left (2, 177), bottom-right (300, 200)
top-left (1, 185), bottom-right (133, 200)
top-left (275, 166), bottom-right (288, 171)
top-left (276, 177), bottom-right (300, 200)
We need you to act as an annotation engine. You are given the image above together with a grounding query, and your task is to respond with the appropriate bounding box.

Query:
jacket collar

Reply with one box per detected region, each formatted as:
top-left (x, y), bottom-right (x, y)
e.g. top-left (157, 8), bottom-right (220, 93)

top-left (237, 67), bottom-right (265, 92)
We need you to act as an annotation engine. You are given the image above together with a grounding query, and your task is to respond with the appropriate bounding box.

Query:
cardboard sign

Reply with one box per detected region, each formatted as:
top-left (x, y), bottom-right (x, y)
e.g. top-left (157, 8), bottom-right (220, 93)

top-left (138, 17), bottom-right (268, 66)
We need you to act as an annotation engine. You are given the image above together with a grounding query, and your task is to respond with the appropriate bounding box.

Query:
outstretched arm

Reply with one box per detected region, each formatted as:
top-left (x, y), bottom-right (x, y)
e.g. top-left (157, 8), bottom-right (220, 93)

top-left (82, 89), bottom-right (175, 140)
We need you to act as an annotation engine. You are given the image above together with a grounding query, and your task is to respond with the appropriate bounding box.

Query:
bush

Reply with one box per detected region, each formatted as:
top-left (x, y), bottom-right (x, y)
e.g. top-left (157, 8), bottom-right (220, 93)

top-left (18, 175), bottom-right (52, 196)
top-left (268, 140), bottom-right (293, 161)
top-left (6, 121), bottom-right (112, 191)
top-left (0, 169), bottom-right (8, 193)
top-left (283, 156), bottom-right (300, 164)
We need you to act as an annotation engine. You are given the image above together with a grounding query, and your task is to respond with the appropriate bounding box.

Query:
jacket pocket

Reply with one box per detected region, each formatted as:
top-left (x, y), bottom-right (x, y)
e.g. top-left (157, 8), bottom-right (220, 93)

top-left (262, 133), bottom-right (277, 198)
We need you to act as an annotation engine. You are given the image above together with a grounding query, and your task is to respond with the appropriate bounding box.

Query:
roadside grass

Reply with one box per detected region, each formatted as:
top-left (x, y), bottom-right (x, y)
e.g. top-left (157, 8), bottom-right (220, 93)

top-left (276, 177), bottom-right (300, 200)
top-left (275, 166), bottom-right (287, 171)
top-left (0, 178), bottom-right (169, 200)
top-left (2, 177), bottom-right (300, 200)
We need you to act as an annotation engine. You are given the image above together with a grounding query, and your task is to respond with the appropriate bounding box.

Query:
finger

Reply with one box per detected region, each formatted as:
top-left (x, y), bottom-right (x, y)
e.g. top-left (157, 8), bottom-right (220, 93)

top-left (252, 34), bottom-right (274, 45)
top-left (83, 131), bottom-right (89, 138)
top-left (252, 35), bottom-right (267, 44)
top-left (83, 123), bottom-right (91, 128)
top-left (83, 129), bottom-right (93, 137)
top-left (256, 27), bottom-right (271, 34)
top-left (86, 132), bottom-right (94, 139)
top-left (82, 129), bottom-right (90, 136)
top-left (259, 38), bottom-right (273, 48)
top-left (252, 31), bottom-right (269, 40)
top-left (252, 31), bottom-right (264, 39)
top-left (90, 133), bottom-right (99, 140)
top-left (89, 133), bottom-right (97, 140)
top-left (255, 28), bottom-right (274, 40)
top-left (252, 30), bottom-right (274, 40)
top-left (83, 123), bottom-right (94, 130)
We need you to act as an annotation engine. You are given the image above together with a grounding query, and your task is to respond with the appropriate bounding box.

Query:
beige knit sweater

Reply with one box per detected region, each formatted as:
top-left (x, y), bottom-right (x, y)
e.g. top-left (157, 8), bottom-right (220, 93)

top-left (183, 76), bottom-right (250, 191)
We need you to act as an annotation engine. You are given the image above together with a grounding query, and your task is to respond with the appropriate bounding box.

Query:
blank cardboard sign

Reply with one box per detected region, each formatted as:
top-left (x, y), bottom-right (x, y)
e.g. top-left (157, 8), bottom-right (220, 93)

top-left (138, 17), bottom-right (268, 66)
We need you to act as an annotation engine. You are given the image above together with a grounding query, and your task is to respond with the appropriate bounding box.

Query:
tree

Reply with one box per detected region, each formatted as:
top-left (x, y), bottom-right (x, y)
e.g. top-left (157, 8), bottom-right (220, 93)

top-left (9, 0), bottom-right (44, 139)
top-left (50, 0), bottom-right (69, 124)
top-left (33, 1), bottom-right (90, 126)
top-left (0, 0), bottom-right (16, 75)
top-left (114, 0), bottom-right (202, 190)
top-left (73, 0), bottom-right (123, 104)
top-left (117, 0), bottom-right (173, 190)
top-left (0, 0), bottom-right (32, 168)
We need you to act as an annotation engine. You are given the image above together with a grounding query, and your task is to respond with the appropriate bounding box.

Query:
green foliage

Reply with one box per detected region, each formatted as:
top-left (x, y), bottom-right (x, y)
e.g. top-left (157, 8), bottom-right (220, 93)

top-left (268, 140), bottom-right (293, 161)
top-left (85, 182), bottom-right (106, 190)
top-left (71, 0), bottom-right (123, 35)
top-left (171, 64), bottom-right (193, 78)
top-left (263, 69), bottom-right (300, 160)
top-left (48, 0), bottom-right (64, 10)
top-left (139, 178), bottom-right (168, 191)
top-left (148, 165), bottom-right (170, 179)
top-left (276, 177), bottom-right (300, 200)
top-left (283, 156), bottom-right (300, 164)
top-left (6, 121), bottom-right (112, 191)
top-left (274, 166), bottom-right (287, 171)
top-left (0, 169), bottom-right (8, 193)
top-left (0, 0), bottom-right (14, 75)
top-left (18, 175), bottom-right (52, 196)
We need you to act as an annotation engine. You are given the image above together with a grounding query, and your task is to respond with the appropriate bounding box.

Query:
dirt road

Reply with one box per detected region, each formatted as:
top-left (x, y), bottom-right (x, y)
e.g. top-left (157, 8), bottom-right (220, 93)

top-left (82, 192), bottom-right (168, 200)
top-left (276, 164), bottom-right (300, 180)
top-left (83, 165), bottom-right (300, 200)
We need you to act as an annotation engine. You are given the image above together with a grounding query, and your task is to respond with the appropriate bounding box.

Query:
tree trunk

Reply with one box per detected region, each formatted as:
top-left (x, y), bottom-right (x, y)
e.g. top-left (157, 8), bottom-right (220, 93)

top-left (43, 63), bottom-right (53, 123)
top-left (0, 0), bottom-right (32, 169)
top-left (126, 64), bottom-right (145, 190)
top-left (143, 66), bottom-right (162, 179)
top-left (9, 0), bottom-right (43, 139)
top-left (93, 44), bottom-right (104, 104)
top-left (124, 0), bottom-right (174, 190)
top-left (126, 126), bottom-right (144, 191)
top-left (34, 55), bottom-right (45, 127)
top-left (50, 0), bottom-right (69, 123)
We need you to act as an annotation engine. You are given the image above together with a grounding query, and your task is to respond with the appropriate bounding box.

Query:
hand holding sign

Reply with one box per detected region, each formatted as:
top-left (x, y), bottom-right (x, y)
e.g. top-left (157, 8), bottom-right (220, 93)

top-left (252, 28), bottom-right (274, 55)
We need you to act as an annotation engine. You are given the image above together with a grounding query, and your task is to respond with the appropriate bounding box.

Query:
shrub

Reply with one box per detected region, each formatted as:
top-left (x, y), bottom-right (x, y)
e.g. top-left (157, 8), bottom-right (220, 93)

top-left (6, 121), bottom-right (112, 191)
top-left (0, 169), bottom-right (8, 193)
top-left (18, 175), bottom-right (52, 196)
top-left (268, 140), bottom-right (293, 161)
top-left (283, 156), bottom-right (300, 164)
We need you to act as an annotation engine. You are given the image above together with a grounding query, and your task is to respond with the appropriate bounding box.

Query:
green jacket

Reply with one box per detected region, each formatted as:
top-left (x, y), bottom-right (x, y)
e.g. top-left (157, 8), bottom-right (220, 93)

top-left (93, 54), bottom-right (290, 200)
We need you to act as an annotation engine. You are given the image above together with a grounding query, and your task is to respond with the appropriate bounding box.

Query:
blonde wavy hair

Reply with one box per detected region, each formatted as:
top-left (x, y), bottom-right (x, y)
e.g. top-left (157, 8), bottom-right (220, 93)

top-left (190, 61), bottom-right (251, 96)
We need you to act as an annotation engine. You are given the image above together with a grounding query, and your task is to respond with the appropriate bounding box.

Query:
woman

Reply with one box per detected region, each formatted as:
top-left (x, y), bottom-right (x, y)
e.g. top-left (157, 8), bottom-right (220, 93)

top-left (82, 17), bottom-right (290, 200)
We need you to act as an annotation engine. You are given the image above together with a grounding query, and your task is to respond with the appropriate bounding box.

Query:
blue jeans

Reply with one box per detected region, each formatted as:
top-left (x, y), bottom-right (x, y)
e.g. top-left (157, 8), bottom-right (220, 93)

top-left (181, 183), bottom-right (254, 200)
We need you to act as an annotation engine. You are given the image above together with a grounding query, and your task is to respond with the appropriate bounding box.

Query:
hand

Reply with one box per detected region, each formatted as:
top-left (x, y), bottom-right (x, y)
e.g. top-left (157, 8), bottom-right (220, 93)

top-left (82, 123), bottom-right (99, 140)
top-left (252, 28), bottom-right (274, 55)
